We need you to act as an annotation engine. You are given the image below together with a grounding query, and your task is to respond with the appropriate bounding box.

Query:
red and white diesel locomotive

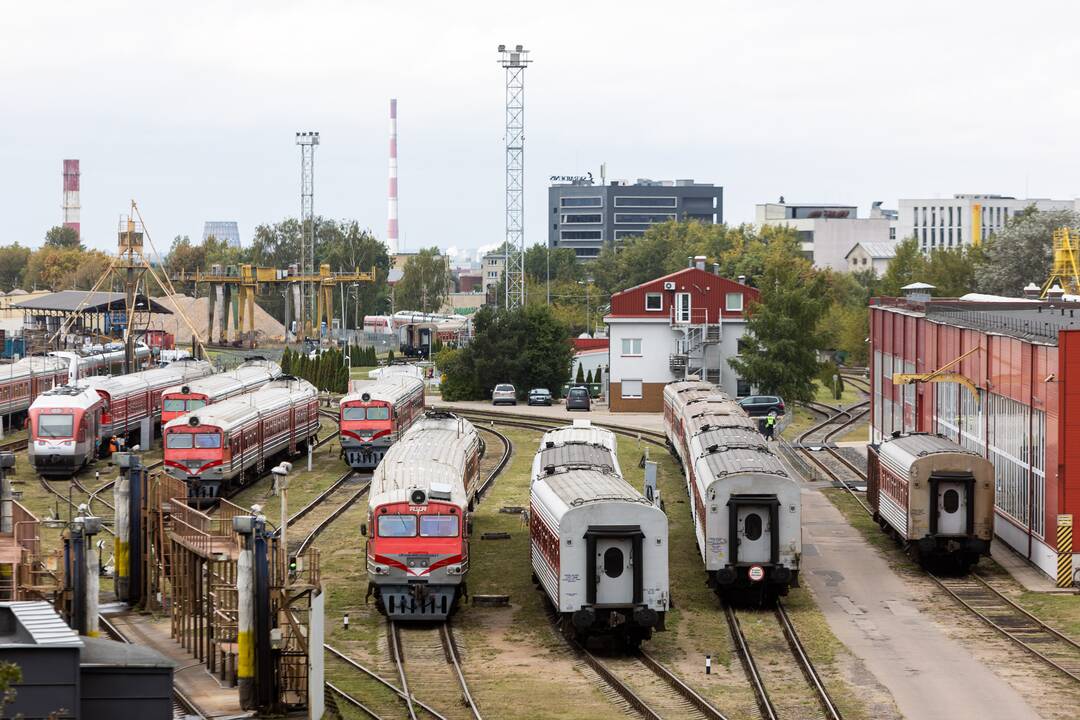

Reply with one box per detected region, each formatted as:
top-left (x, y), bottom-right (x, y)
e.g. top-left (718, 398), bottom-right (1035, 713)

top-left (27, 359), bottom-right (214, 477)
top-left (868, 432), bottom-right (994, 571)
top-left (364, 411), bottom-right (480, 620)
top-left (160, 359), bottom-right (281, 424)
top-left (339, 375), bottom-right (425, 470)
top-left (163, 377), bottom-right (320, 500)
top-left (26, 385), bottom-right (104, 476)
top-left (530, 420), bottom-right (669, 646)
top-left (664, 380), bottom-right (801, 604)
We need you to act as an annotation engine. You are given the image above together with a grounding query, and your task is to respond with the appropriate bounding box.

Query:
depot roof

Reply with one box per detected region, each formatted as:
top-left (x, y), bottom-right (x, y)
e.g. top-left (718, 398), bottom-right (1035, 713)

top-left (12, 291), bottom-right (173, 315)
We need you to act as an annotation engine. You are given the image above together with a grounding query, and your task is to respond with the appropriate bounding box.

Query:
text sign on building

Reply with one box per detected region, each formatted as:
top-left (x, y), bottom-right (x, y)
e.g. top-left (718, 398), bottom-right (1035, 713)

top-left (550, 172), bottom-right (594, 184)
top-left (1059, 514), bottom-right (1073, 527)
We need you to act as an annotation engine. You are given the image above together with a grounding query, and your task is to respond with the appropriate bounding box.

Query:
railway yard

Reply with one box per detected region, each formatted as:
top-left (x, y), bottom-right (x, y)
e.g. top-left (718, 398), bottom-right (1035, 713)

top-left (0, 369), bottom-right (1076, 719)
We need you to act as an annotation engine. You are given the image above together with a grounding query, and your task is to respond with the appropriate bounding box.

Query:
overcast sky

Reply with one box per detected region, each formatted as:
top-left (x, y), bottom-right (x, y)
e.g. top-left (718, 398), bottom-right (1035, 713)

top-left (4, 1), bottom-right (1080, 258)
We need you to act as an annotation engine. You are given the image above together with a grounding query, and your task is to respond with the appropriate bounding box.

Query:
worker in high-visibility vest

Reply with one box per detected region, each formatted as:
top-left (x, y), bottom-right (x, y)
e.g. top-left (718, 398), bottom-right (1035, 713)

top-left (763, 412), bottom-right (778, 441)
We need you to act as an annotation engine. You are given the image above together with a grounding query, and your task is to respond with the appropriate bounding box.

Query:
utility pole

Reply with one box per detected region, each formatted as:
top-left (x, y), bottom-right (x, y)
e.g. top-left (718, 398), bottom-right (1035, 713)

top-left (498, 44), bottom-right (531, 311)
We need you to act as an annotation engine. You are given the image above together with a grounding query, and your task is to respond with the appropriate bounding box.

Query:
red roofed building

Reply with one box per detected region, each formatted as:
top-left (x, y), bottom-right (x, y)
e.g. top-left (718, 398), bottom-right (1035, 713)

top-left (603, 258), bottom-right (759, 411)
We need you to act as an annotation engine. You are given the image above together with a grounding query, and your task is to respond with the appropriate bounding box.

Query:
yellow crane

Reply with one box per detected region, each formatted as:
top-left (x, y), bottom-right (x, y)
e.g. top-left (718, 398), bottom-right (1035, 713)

top-left (1041, 227), bottom-right (1080, 297)
top-left (891, 347), bottom-right (980, 404)
top-left (171, 264), bottom-right (377, 346)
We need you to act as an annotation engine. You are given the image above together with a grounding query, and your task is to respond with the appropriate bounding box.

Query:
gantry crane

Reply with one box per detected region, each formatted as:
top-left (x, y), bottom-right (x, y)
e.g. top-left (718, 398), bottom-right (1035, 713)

top-left (171, 264), bottom-right (377, 346)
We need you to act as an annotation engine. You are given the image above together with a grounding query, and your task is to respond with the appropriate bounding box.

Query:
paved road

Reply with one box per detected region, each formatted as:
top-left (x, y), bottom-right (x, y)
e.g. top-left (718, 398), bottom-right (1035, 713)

top-left (801, 489), bottom-right (1041, 720)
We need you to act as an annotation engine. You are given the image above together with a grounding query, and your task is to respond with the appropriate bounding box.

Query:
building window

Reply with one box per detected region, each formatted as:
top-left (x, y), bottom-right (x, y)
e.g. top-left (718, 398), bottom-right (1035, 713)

top-left (560, 197), bottom-right (602, 208)
top-left (621, 338), bottom-right (642, 356)
top-left (645, 293), bottom-right (663, 311)
top-left (621, 379), bottom-right (643, 399)
top-left (575, 247), bottom-right (600, 257)
top-left (861, 257), bottom-right (868, 265)
top-left (614, 196), bottom-right (677, 208)
top-left (725, 292), bottom-right (743, 312)
top-left (957, 207), bottom-right (962, 227)
top-left (614, 213), bottom-right (676, 224)
top-left (957, 228), bottom-right (963, 244)
top-left (560, 230), bottom-right (602, 240)
top-left (614, 230), bottom-right (644, 240)
top-left (948, 206), bottom-right (953, 226)
top-left (913, 207), bottom-right (919, 226)
top-left (736, 377), bottom-right (752, 397)
top-left (561, 214), bottom-right (602, 224)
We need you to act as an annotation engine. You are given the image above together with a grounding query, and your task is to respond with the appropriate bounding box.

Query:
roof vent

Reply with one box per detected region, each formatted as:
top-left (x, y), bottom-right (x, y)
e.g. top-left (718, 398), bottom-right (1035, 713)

top-left (544, 464), bottom-right (556, 475)
top-left (545, 441), bottom-right (555, 448)
top-left (1047, 284), bottom-right (1065, 301)
top-left (428, 482), bottom-right (452, 501)
top-left (694, 255), bottom-right (707, 271)
top-left (1023, 283), bottom-right (1041, 298)
top-left (901, 282), bottom-right (935, 303)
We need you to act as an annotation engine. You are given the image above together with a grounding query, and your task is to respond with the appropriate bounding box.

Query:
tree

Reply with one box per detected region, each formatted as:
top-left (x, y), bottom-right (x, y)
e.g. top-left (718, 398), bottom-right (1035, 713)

top-left (394, 247), bottom-right (448, 313)
top-left (924, 247), bottom-right (978, 297)
top-left (524, 244), bottom-right (582, 284)
top-left (729, 246), bottom-right (829, 403)
top-left (439, 305), bottom-right (573, 400)
top-left (44, 225), bottom-right (82, 250)
top-left (576, 363), bottom-right (586, 384)
top-left (0, 244), bottom-right (30, 291)
top-left (166, 235), bottom-right (207, 276)
top-left (317, 221), bottom-right (390, 328)
top-left (878, 237), bottom-right (928, 296)
top-left (974, 208), bottom-right (1080, 296)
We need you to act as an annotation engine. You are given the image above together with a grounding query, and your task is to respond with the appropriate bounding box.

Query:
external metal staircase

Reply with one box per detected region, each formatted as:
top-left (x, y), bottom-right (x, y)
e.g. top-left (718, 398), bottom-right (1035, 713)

top-left (669, 307), bottom-right (722, 382)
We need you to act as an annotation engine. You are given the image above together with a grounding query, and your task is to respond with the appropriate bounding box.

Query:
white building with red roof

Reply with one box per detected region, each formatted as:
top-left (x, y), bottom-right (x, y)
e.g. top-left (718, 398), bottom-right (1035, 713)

top-left (603, 257), bottom-right (759, 412)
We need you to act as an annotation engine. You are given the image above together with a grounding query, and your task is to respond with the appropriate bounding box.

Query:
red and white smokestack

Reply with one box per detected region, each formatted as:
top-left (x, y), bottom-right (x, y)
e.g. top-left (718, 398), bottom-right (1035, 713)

top-left (62, 159), bottom-right (81, 239)
top-left (387, 99), bottom-right (399, 255)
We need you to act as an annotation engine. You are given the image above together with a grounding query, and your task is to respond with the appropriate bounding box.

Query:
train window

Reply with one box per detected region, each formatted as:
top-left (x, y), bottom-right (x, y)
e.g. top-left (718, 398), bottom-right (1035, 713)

top-left (166, 433), bottom-right (194, 449)
top-left (342, 406), bottom-right (366, 421)
top-left (187, 400), bottom-right (206, 410)
top-left (378, 515), bottom-right (417, 537)
top-left (194, 433), bottom-right (221, 449)
top-left (419, 515), bottom-right (459, 537)
top-left (603, 547), bottom-right (624, 578)
top-left (163, 399), bottom-right (186, 412)
top-left (37, 414), bottom-right (73, 438)
top-left (744, 513), bottom-right (763, 541)
top-left (943, 489), bottom-right (960, 513)
top-left (366, 406), bottom-right (390, 421)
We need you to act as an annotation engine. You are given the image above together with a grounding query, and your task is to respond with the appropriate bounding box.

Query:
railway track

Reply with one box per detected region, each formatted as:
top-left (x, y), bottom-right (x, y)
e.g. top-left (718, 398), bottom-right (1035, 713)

top-left (724, 602), bottom-right (843, 720)
top-left (98, 614), bottom-right (208, 720)
top-left (795, 389), bottom-right (1080, 685)
top-left (929, 571), bottom-right (1080, 682)
top-left (571, 641), bottom-right (729, 720)
top-left (287, 470), bottom-right (372, 557)
top-left (388, 619), bottom-right (483, 720)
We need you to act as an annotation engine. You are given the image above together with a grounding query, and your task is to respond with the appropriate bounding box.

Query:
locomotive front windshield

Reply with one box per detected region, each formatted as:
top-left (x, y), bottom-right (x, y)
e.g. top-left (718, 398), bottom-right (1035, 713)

top-left (164, 398), bottom-right (207, 413)
top-left (166, 432), bottom-right (220, 449)
top-left (37, 414), bottom-right (74, 438)
top-left (378, 515), bottom-right (417, 537)
top-left (419, 515), bottom-right (459, 537)
top-left (342, 405), bottom-right (390, 421)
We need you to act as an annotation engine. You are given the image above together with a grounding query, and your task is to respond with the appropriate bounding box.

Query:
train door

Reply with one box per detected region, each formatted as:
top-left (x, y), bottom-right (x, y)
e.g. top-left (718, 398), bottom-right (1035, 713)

top-left (735, 504), bottom-right (772, 564)
top-left (595, 538), bottom-right (633, 604)
top-left (934, 477), bottom-right (969, 535)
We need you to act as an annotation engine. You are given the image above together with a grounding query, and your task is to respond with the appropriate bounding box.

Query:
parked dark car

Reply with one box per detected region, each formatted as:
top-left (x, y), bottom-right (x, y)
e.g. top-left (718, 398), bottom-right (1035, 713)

top-left (492, 383), bottom-right (517, 405)
top-left (528, 388), bottom-right (552, 406)
top-left (565, 386), bottom-right (591, 411)
top-left (738, 395), bottom-right (785, 417)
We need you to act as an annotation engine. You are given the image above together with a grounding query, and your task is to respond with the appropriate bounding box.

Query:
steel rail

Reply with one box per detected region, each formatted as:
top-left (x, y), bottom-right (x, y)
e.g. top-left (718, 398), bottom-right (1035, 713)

top-left (636, 649), bottom-right (730, 720)
top-left (388, 620), bottom-right (420, 720)
top-left (325, 643), bottom-right (448, 720)
top-left (288, 469), bottom-right (358, 526)
top-left (325, 681), bottom-right (381, 719)
top-left (571, 639), bottom-right (664, 720)
top-left (293, 477), bottom-right (371, 557)
top-left (928, 572), bottom-right (1080, 683)
top-left (775, 601), bottom-right (844, 719)
top-left (440, 623), bottom-right (483, 720)
top-left (39, 476), bottom-right (116, 535)
top-left (722, 603), bottom-right (778, 720)
top-left (473, 425), bottom-right (512, 500)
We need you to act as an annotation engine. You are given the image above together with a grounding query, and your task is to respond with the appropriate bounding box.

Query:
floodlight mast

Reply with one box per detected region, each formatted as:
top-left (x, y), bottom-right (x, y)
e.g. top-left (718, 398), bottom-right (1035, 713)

top-left (498, 45), bottom-right (531, 310)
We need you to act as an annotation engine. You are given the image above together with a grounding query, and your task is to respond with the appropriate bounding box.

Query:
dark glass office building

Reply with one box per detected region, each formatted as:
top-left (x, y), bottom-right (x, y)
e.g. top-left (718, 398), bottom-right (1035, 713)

top-left (548, 178), bottom-right (722, 259)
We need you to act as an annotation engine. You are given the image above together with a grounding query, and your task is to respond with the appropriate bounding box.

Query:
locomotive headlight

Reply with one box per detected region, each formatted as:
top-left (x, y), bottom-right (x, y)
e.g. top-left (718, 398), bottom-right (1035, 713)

top-left (445, 564), bottom-right (463, 575)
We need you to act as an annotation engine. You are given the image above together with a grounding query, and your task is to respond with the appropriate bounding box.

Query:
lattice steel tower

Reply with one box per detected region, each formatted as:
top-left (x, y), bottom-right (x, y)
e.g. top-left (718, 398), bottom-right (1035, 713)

top-left (295, 131), bottom-right (319, 338)
top-left (498, 45), bottom-right (531, 310)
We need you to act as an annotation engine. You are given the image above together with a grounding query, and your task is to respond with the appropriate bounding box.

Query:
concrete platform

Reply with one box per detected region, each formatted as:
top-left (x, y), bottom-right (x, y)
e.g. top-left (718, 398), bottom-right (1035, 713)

top-left (105, 611), bottom-right (248, 719)
top-left (437, 398), bottom-right (666, 432)
top-left (991, 538), bottom-right (1077, 594)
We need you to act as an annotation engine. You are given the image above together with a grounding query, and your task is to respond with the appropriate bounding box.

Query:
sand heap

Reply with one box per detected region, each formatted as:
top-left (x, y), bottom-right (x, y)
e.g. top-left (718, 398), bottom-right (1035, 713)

top-left (153, 294), bottom-right (286, 344)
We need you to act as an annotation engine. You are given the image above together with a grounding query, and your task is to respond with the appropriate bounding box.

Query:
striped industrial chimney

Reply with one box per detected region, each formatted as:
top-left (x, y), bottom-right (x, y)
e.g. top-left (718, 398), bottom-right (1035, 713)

top-left (387, 98), bottom-right (399, 255)
top-left (62, 159), bottom-right (80, 238)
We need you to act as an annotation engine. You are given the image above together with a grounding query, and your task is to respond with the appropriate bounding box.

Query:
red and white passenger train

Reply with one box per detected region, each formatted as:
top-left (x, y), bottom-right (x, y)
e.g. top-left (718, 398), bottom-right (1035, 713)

top-left (163, 377), bottom-right (320, 500)
top-left (27, 359), bottom-right (214, 477)
top-left (868, 432), bottom-right (994, 571)
top-left (664, 380), bottom-right (802, 604)
top-left (160, 359), bottom-right (281, 424)
top-left (364, 411), bottom-right (480, 620)
top-left (529, 420), bottom-right (669, 646)
top-left (339, 375), bottom-right (425, 470)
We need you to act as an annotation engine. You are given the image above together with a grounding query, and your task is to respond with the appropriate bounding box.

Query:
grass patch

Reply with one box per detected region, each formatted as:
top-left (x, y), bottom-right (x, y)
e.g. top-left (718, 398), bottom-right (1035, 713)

top-left (834, 418), bottom-right (869, 444)
top-left (348, 367), bottom-right (378, 380)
